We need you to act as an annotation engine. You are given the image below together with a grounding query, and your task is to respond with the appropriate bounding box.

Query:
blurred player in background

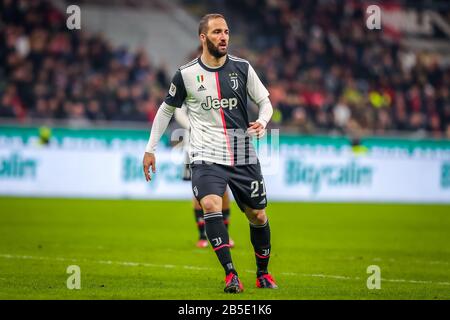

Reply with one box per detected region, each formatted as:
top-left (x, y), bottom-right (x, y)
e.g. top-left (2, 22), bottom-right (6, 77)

top-left (143, 13), bottom-right (277, 293)
top-left (174, 106), bottom-right (235, 249)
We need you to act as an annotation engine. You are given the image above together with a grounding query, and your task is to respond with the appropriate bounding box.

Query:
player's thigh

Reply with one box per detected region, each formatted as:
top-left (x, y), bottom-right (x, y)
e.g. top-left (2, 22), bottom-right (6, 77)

top-left (222, 188), bottom-right (231, 209)
top-left (191, 163), bottom-right (228, 208)
top-left (227, 163), bottom-right (267, 213)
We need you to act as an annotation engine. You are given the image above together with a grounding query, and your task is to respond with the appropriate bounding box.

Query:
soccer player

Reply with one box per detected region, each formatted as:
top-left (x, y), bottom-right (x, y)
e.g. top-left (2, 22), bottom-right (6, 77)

top-left (143, 13), bottom-right (277, 293)
top-left (175, 106), bottom-right (235, 249)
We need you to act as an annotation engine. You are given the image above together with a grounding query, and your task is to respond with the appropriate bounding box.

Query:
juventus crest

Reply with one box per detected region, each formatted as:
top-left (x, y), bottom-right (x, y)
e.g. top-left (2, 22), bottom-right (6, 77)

top-left (229, 72), bottom-right (239, 90)
top-left (212, 237), bottom-right (223, 246)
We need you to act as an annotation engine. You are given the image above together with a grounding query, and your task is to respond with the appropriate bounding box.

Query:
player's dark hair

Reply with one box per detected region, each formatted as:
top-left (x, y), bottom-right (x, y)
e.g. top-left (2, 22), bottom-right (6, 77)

top-left (198, 13), bottom-right (226, 35)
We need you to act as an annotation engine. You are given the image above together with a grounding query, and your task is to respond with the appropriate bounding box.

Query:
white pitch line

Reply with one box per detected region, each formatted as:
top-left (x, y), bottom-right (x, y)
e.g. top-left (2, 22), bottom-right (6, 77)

top-left (370, 257), bottom-right (450, 266)
top-left (308, 274), bottom-right (359, 280)
top-left (428, 261), bottom-right (450, 265)
top-left (326, 256), bottom-right (450, 266)
top-left (244, 270), bottom-right (359, 280)
top-left (1, 253), bottom-right (449, 286)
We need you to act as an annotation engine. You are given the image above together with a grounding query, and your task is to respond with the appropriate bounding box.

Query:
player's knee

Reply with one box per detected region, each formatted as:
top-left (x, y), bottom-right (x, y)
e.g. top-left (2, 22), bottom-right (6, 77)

top-left (200, 196), bottom-right (221, 213)
top-left (246, 209), bottom-right (267, 225)
top-left (254, 210), bottom-right (267, 225)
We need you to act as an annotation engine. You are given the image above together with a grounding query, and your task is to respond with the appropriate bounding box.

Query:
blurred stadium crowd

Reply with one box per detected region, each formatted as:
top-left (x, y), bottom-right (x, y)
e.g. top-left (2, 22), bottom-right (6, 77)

top-left (218, 0), bottom-right (450, 138)
top-left (1, 0), bottom-right (450, 138)
top-left (0, 0), bottom-right (168, 125)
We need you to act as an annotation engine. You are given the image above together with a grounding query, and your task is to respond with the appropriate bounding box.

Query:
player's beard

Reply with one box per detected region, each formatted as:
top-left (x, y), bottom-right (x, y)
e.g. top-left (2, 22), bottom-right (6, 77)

top-left (206, 36), bottom-right (227, 58)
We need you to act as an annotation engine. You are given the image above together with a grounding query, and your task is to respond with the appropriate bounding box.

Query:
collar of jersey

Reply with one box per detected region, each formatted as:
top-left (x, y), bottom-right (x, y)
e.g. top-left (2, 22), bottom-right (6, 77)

top-left (198, 54), bottom-right (229, 72)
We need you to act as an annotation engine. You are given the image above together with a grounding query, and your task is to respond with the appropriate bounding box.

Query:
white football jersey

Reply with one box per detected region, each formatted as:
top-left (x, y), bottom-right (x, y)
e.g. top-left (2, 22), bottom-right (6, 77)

top-left (165, 54), bottom-right (269, 166)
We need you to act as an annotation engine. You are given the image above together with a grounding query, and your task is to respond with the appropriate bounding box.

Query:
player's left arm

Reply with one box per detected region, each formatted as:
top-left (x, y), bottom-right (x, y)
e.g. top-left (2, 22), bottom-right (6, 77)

top-left (248, 96), bottom-right (273, 138)
top-left (246, 64), bottom-right (273, 138)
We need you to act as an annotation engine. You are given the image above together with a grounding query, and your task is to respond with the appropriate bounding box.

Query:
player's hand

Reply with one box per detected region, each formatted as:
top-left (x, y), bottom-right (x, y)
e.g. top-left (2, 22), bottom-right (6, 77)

top-left (143, 152), bottom-right (156, 182)
top-left (247, 121), bottom-right (266, 138)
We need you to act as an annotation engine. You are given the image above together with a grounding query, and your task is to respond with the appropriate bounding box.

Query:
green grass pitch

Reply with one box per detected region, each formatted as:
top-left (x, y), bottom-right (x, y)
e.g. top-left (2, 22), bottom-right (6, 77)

top-left (0, 197), bottom-right (449, 300)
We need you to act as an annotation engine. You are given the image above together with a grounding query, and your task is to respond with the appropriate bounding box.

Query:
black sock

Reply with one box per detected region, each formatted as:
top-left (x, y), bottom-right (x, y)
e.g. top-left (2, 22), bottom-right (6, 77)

top-left (250, 219), bottom-right (271, 276)
top-left (222, 208), bottom-right (230, 230)
top-left (204, 211), bottom-right (236, 275)
top-left (194, 209), bottom-right (207, 239)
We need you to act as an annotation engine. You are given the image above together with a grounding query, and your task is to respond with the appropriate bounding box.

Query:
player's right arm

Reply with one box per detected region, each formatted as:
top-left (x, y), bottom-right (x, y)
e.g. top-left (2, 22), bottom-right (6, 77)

top-left (143, 102), bottom-right (176, 181)
top-left (143, 69), bottom-right (187, 182)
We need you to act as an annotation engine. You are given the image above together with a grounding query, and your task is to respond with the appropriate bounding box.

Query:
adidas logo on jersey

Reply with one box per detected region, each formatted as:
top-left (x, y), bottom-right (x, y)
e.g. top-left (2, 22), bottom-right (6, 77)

top-left (201, 96), bottom-right (238, 110)
top-left (197, 85), bottom-right (207, 92)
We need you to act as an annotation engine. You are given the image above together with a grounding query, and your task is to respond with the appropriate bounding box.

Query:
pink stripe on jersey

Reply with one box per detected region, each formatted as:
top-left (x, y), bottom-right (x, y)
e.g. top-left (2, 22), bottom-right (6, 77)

top-left (215, 72), bottom-right (235, 166)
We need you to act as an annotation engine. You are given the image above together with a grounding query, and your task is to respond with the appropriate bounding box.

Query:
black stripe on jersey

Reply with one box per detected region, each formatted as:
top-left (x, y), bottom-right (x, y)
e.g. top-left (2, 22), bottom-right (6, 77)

top-left (216, 57), bottom-right (249, 130)
top-left (216, 56), bottom-right (256, 165)
top-left (164, 69), bottom-right (187, 108)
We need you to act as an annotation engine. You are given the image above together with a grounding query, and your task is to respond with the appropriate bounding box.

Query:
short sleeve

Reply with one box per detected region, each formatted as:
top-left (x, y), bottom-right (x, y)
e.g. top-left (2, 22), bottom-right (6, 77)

top-left (164, 69), bottom-right (187, 108)
top-left (247, 64), bottom-right (269, 104)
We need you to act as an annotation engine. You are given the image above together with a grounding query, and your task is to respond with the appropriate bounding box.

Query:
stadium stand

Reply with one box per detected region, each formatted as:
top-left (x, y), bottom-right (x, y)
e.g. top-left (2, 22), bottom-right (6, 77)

top-left (0, 0), bottom-right (170, 124)
top-left (1, 0), bottom-right (450, 138)
top-left (198, 0), bottom-right (450, 138)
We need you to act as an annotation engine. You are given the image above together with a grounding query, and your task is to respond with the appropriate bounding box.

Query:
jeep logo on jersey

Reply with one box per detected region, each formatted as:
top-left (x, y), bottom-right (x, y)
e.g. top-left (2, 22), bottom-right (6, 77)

top-left (201, 96), bottom-right (238, 110)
